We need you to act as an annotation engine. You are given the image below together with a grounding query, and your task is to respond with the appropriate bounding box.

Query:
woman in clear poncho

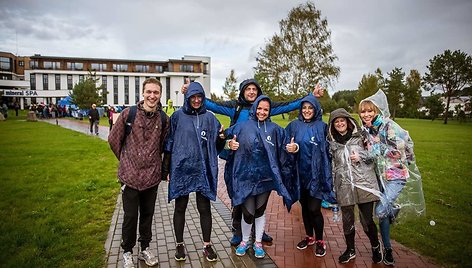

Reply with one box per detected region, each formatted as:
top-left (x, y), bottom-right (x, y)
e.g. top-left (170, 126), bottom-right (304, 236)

top-left (359, 89), bottom-right (425, 266)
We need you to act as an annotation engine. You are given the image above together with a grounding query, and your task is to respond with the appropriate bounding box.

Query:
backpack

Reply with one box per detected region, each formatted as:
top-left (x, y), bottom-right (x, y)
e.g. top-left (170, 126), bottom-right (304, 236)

top-left (121, 105), bottom-right (168, 146)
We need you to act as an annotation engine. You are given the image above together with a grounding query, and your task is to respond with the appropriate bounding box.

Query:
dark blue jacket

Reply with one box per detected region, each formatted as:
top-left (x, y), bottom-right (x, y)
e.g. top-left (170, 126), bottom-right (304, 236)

top-left (284, 95), bottom-right (336, 203)
top-left (165, 82), bottom-right (223, 202)
top-left (225, 95), bottom-right (294, 209)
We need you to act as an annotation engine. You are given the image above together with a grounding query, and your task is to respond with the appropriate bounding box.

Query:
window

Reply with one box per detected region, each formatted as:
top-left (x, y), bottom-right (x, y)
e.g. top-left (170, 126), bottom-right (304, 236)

top-left (155, 65), bottom-right (163, 73)
top-left (135, 77), bottom-right (140, 103)
top-left (135, 64), bottom-right (149, 72)
top-left (180, 64), bottom-right (194, 72)
top-left (19, 61), bottom-right (24, 67)
top-left (67, 74), bottom-right (73, 90)
top-left (55, 74), bottom-right (61, 90)
top-left (79, 75), bottom-right (84, 83)
top-left (43, 74), bottom-right (48, 90)
top-left (91, 63), bottom-right (107, 71)
top-left (66, 62), bottom-right (83, 70)
top-left (124, 76), bottom-right (129, 105)
top-left (113, 76), bottom-right (118, 104)
top-left (31, 74), bottom-right (36, 90)
top-left (0, 57), bottom-right (11, 70)
top-left (112, 64), bottom-right (128, 72)
top-left (102, 76), bottom-right (107, 98)
top-left (29, 60), bottom-right (39, 69)
top-left (203, 63), bottom-right (209, 74)
top-left (44, 61), bottom-right (61, 69)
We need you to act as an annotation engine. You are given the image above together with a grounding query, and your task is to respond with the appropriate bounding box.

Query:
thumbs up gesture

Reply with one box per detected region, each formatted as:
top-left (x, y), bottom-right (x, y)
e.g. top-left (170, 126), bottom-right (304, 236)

top-left (286, 137), bottom-right (299, 153)
top-left (218, 125), bottom-right (225, 139)
top-left (350, 149), bottom-right (360, 163)
top-left (229, 135), bottom-right (239, 151)
top-left (181, 78), bottom-right (190, 94)
top-left (313, 83), bottom-right (324, 98)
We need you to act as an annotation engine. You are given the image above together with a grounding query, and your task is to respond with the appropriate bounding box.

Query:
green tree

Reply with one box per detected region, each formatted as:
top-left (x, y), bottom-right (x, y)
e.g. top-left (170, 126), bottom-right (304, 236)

top-left (355, 68), bottom-right (384, 111)
top-left (222, 69), bottom-right (238, 100)
top-left (424, 94), bottom-right (444, 121)
top-left (210, 93), bottom-right (223, 102)
top-left (255, 2), bottom-right (340, 97)
top-left (332, 89), bottom-right (357, 109)
top-left (401, 69), bottom-right (422, 118)
top-left (424, 49), bottom-right (472, 124)
top-left (385, 67), bottom-right (406, 120)
top-left (334, 99), bottom-right (350, 112)
top-left (69, 71), bottom-right (106, 109)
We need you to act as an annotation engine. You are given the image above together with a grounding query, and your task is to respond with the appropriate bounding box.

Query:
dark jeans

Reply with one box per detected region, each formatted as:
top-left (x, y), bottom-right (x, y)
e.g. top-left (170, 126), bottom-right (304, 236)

top-left (174, 192), bottom-right (212, 243)
top-left (121, 184), bottom-right (158, 253)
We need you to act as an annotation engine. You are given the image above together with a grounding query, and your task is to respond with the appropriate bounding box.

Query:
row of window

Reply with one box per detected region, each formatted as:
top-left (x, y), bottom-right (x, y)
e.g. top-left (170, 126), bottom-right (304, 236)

top-left (28, 60), bottom-right (168, 73)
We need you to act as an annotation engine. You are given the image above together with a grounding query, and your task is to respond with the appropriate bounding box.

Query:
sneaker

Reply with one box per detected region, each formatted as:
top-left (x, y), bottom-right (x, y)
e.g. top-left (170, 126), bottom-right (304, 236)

top-left (253, 242), bottom-right (266, 259)
top-left (372, 243), bottom-right (383, 263)
top-left (175, 243), bottom-right (186, 261)
top-left (296, 236), bottom-right (316, 250)
top-left (321, 200), bottom-right (331, 209)
top-left (315, 240), bottom-right (327, 257)
top-left (339, 248), bottom-right (356, 263)
top-left (261, 232), bottom-right (273, 243)
top-left (203, 245), bottom-right (217, 262)
top-left (235, 241), bottom-right (250, 256)
top-left (139, 247), bottom-right (158, 266)
top-left (383, 248), bottom-right (395, 266)
top-left (122, 251), bottom-right (135, 268)
top-left (230, 234), bottom-right (242, 246)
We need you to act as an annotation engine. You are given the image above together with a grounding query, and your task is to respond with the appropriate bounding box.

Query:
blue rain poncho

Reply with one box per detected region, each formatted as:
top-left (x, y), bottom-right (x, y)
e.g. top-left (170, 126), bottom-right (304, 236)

top-left (284, 95), bottom-right (336, 204)
top-left (165, 82), bottom-right (222, 202)
top-left (360, 90), bottom-right (425, 222)
top-left (224, 95), bottom-right (294, 209)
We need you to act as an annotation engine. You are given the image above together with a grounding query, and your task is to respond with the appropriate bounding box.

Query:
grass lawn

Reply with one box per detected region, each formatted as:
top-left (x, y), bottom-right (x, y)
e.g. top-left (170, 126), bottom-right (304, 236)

top-left (0, 109), bottom-right (470, 267)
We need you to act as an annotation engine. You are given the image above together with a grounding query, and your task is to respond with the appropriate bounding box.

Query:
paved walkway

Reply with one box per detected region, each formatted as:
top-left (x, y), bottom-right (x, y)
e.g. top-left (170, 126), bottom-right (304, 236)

top-left (44, 118), bottom-right (438, 268)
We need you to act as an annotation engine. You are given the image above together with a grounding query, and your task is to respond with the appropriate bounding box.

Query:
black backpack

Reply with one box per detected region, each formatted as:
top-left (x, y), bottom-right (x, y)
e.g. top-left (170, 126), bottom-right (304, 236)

top-left (121, 105), bottom-right (167, 145)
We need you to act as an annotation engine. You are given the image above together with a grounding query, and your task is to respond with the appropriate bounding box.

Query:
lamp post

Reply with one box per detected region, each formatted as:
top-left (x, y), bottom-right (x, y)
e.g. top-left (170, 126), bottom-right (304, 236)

top-left (175, 90), bottom-right (179, 108)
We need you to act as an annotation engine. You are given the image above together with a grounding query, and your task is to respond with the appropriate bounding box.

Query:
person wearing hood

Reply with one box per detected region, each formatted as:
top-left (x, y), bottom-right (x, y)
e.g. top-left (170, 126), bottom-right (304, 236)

top-left (284, 95), bottom-right (335, 257)
top-left (359, 89), bottom-right (425, 266)
top-left (162, 82), bottom-right (226, 263)
top-left (327, 108), bottom-right (382, 264)
top-left (225, 95), bottom-right (293, 259)
top-left (182, 78), bottom-right (324, 246)
top-left (108, 78), bottom-right (169, 268)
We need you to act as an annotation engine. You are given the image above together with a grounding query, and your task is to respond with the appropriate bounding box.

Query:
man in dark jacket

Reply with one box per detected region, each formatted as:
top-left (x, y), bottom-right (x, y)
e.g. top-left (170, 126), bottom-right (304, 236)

top-left (108, 78), bottom-right (169, 268)
top-left (88, 103), bottom-right (100, 135)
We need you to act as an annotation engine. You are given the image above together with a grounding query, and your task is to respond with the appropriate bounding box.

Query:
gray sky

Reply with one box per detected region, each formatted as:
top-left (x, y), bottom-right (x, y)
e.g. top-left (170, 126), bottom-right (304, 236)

top-left (1, 0), bottom-right (471, 96)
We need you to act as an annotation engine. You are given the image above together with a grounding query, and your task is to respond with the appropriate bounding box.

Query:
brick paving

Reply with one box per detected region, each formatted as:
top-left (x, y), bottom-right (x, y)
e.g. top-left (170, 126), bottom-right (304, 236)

top-left (45, 118), bottom-right (439, 268)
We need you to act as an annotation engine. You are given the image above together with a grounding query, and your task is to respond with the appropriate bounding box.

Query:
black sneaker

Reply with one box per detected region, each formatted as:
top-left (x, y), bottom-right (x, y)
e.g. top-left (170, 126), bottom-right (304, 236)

top-left (296, 236), bottom-right (315, 250)
top-left (203, 245), bottom-right (217, 262)
top-left (262, 232), bottom-right (273, 243)
top-left (314, 240), bottom-right (326, 257)
top-left (383, 248), bottom-right (395, 266)
top-left (339, 248), bottom-right (356, 263)
top-left (372, 243), bottom-right (383, 263)
top-left (175, 243), bottom-right (186, 261)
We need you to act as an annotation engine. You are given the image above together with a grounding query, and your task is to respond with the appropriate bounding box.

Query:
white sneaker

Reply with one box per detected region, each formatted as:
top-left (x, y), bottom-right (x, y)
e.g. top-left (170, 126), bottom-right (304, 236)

top-left (122, 252), bottom-right (135, 268)
top-left (139, 247), bottom-right (159, 266)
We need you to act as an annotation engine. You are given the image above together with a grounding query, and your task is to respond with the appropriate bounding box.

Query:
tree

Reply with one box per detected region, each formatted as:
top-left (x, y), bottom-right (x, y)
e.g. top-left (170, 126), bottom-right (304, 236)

top-left (355, 68), bottom-right (384, 110)
top-left (424, 94), bottom-right (444, 121)
top-left (385, 67), bottom-right (406, 120)
top-left (424, 49), bottom-right (472, 124)
top-left (69, 71), bottom-right (106, 109)
top-left (401, 69), bottom-right (422, 118)
top-left (210, 93), bottom-right (223, 102)
top-left (332, 89), bottom-right (357, 109)
top-left (255, 2), bottom-right (340, 97)
top-left (222, 69), bottom-right (238, 100)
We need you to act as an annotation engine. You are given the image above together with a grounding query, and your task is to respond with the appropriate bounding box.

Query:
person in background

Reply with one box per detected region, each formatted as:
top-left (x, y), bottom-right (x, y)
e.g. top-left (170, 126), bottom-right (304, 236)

top-left (108, 78), bottom-right (169, 268)
top-left (107, 106), bottom-right (116, 131)
top-left (14, 101), bottom-right (20, 116)
top-left (88, 103), bottom-right (100, 135)
top-left (359, 90), bottom-right (425, 266)
top-left (285, 95), bottom-right (335, 257)
top-left (327, 108), bottom-right (382, 264)
top-left (225, 95), bottom-right (293, 259)
top-left (162, 82), bottom-right (225, 262)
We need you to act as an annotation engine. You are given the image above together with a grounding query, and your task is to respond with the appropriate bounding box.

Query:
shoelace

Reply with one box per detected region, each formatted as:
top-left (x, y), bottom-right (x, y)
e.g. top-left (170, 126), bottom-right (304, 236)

top-left (123, 253), bottom-right (133, 265)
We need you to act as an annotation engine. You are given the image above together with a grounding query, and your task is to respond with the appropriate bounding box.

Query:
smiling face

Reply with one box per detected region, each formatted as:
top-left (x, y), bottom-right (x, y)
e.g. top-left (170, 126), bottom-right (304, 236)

top-left (243, 84), bottom-right (259, 103)
top-left (301, 102), bottom-right (315, 120)
top-left (256, 100), bottom-right (270, 121)
top-left (142, 82), bottom-right (161, 112)
top-left (333, 117), bottom-right (348, 135)
top-left (190, 94), bottom-right (203, 109)
top-left (359, 101), bottom-right (379, 126)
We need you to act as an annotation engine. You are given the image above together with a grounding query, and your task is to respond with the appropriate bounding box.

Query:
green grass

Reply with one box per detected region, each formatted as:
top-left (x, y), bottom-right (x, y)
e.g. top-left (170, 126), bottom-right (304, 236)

top-left (0, 111), bottom-right (119, 267)
top-left (1, 110), bottom-right (470, 267)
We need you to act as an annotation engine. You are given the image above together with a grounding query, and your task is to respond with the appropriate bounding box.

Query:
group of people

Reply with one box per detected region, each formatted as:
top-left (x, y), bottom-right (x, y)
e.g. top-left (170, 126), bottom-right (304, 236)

top-left (108, 77), bottom-right (424, 268)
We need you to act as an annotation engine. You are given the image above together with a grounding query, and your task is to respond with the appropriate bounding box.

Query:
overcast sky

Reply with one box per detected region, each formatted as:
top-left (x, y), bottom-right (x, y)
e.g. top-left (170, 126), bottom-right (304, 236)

top-left (1, 0), bottom-right (471, 96)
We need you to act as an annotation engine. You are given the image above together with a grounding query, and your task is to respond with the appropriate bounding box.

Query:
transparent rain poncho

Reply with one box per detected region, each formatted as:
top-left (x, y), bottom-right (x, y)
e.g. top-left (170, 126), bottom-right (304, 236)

top-left (360, 90), bottom-right (426, 222)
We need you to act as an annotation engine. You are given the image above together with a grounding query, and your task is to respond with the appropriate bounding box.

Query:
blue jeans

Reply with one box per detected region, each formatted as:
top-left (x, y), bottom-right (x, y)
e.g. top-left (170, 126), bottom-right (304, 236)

top-left (376, 180), bottom-right (405, 249)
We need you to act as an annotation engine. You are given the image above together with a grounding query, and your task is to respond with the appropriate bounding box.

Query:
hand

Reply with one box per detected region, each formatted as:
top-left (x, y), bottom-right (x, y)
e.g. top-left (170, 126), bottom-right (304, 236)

top-left (218, 125), bottom-right (225, 139)
top-left (229, 135), bottom-right (239, 151)
top-left (350, 150), bottom-right (360, 163)
top-left (181, 78), bottom-right (190, 94)
top-left (313, 83), bottom-right (324, 98)
top-left (286, 137), bottom-right (298, 153)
